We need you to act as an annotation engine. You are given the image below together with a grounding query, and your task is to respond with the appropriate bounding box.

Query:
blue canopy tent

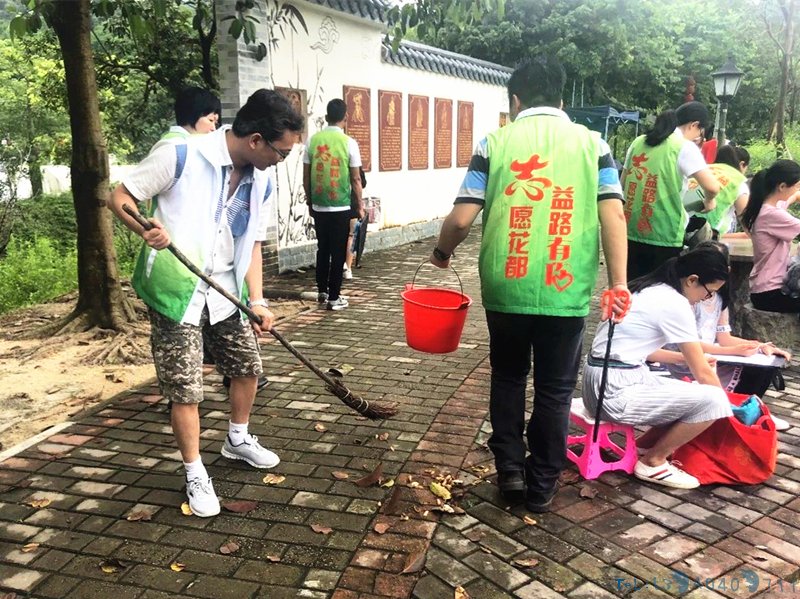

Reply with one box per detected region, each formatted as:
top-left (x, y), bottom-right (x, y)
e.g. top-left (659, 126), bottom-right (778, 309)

top-left (565, 105), bottom-right (640, 140)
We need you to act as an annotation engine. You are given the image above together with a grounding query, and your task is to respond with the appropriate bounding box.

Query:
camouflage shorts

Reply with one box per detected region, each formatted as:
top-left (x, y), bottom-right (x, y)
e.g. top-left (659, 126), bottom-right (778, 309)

top-left (149, 308), bottom-right (263, 404)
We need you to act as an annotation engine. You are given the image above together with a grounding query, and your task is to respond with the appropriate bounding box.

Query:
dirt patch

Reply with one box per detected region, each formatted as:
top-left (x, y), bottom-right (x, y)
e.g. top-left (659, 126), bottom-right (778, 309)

top-left (0, 292), bottom-right (310, 452)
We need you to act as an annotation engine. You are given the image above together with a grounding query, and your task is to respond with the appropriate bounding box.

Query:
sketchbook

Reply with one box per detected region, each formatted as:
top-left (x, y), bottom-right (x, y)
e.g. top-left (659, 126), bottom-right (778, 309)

top-left (709, 353), bottom-right (787, 368)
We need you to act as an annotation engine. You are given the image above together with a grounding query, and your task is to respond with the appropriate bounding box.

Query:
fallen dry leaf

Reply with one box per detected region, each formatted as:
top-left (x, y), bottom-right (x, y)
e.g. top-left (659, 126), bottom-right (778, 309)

top-left (513, 557), bottom-right (540, 568)
top-left (170, 562), bottom-right (185, 572)
top-left (408, 481), bottom-right (421, 489)
top-left (262, 474), bottom-right (286, 485)
top-left (523, 516), bottom-right (537, 526)
top-left (310, 524), bottom-right (333, 535)
top-left (314, 423), bottom-right (327, 432)
top-left (99, 558), bottom-right (127, 574)
top-left (219, 541), bottom-right (240, 555)
top-left (126, 510), bottom-right (153, 522)
top-left (382, 486), bottom-right (402, 516)
top-left (20, 543), bottom-right (39, 553)
top-left (430, 482), bottom-right (452, 501)
top-left (222, 500), bottom-right (259, 513)
top-left (579, 485), bottom-right (598, 499)
top-left (401, 552), bottom-right (426, 574)
top-left (180, 502), bottom-right (193, 516)
top-left (26, 498), bottom-right (51, 509)
top-left (354, 463), bottom-right (383, 488)
top-left (381, 478), bottom-right (395, 489)
top-left (376, 432), bottom-right (390, 441)
top-left (265, 555), bottom-right (281, 563)
top-left (455, 586), bottom-right (470, 599)
top-left (559, 470), bottom-right (580, 484)
top-left (752, 555), bottom-right (769, 562)
top-left (331, 471), bottom-right (350, 480)
top-left (464, 528), bottom-right (485, 542)
top-left (373, 522), bottom-right (391, 534)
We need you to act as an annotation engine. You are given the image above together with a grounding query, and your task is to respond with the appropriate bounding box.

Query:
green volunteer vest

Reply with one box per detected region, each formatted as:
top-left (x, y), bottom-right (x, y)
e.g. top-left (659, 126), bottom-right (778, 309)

top-left (307, 129), bottom-right (351, 208)
top-left (624, 133), bottom-right (685, 247)
top-left (481, 115), bottom-right (600, 316)
top-left (684, 163), bottom-right (745, 232)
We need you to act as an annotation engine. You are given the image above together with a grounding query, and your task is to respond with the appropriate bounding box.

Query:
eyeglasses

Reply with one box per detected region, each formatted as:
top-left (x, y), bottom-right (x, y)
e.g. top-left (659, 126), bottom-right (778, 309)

top-left (702, 283), bottom-right (717, 300)
top-left (266, 139), bottom-right (291, 160)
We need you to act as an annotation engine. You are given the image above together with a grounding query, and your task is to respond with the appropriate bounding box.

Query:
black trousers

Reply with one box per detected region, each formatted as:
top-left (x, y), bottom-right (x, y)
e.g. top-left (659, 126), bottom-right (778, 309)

top-left (485, 310), bottom-right (585, 498)
top-left (314, 210), bottom-right (351, 301)
top-left (751, 288), bottom-right (800, 313)
top-left (627, 240), bottom-right (681, 282)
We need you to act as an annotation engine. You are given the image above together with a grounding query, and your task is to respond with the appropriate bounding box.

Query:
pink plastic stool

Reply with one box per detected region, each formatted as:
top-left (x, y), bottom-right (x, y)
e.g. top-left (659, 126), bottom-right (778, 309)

top-left (566, 397), bottom-right (638, 480)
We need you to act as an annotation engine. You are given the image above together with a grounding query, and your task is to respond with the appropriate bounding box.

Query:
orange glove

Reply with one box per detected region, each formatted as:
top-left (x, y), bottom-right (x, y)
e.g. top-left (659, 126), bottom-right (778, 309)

top-left (601, 286), bottom-right (632, 323)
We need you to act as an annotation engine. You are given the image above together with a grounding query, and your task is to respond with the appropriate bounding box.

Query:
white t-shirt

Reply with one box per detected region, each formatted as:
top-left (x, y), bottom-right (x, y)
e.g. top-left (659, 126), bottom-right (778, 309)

top-left (591, 284), bottom-right (699, 365)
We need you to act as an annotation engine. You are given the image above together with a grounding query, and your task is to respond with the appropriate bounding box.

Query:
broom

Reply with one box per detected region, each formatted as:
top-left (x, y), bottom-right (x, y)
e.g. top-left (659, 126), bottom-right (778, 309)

top-left (123, 205), bottom-right (397, 420)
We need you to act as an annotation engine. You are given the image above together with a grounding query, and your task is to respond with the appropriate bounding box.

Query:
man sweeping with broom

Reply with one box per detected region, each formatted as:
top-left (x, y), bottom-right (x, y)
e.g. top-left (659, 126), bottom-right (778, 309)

top-left (109, 90), bottom-right (304, 517)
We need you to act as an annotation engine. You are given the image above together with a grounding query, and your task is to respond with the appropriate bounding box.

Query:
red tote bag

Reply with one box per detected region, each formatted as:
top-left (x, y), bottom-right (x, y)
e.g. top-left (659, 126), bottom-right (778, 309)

top-left (672, 393), bottom-right (778, 485)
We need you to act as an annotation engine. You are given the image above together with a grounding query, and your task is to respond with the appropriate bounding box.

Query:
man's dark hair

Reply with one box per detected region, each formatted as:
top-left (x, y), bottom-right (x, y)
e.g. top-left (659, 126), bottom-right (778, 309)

top-left (232, 89), bottom-right (305, 141)
top-left (507, 56), bottom-right (565, 109)
top-left (174, 87), bottom-right (221, 127)
top-left (326, 99), bottom-right (347, 124)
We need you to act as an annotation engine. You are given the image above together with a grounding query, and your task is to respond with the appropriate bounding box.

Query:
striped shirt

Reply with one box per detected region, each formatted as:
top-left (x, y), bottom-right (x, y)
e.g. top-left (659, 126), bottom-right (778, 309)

top-left (454, 106), bottom-right (623, 205)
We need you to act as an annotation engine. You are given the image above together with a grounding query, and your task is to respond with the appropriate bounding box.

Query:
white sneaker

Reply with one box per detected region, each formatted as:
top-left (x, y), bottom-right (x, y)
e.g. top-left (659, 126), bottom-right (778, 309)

top-left (186, 476), bottom-right (221, 517)
top-left (317, 292), bottom-right (328, 303)
top-left (634, 460), bottom-right (700, 489)
top-left (773, 416), bottom-right (791, 431)
top-left (327, 296), bottom-right (349, 311)
top-left (343, 265), bottom-right (353, 280)
top-left (221, 434), bottom-right (280, 469)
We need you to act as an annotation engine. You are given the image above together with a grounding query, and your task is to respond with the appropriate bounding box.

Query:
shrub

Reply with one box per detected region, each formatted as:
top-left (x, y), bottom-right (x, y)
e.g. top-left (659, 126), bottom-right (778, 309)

top-left (0, 236), bottom-right (77, 314)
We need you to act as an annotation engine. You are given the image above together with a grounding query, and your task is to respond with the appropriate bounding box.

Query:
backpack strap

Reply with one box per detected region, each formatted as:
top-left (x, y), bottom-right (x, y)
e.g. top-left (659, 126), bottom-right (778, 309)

top-left (171, 143), bottom-right (188, 189)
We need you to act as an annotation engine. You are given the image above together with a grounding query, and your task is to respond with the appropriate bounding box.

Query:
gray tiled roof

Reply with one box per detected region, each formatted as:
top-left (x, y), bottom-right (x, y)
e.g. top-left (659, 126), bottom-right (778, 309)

top-left (304, 0), bottom-right (389, 22)
top-left (381, 40), bottom-right (513, 86)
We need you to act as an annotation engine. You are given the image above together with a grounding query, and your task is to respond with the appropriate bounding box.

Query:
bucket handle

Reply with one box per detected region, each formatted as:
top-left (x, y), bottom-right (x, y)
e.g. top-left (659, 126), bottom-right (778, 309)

top-left (408, 261), bottom-right (470, 309)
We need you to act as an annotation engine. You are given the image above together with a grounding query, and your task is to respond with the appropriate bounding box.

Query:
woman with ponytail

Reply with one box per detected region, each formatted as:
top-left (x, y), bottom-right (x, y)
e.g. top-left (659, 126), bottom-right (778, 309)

top-left (623, 101), bottom-right (720, 279)
top-left (743, 159), bottom-right (800, 312)
top-left (582, 247), bottom-right (732, 489)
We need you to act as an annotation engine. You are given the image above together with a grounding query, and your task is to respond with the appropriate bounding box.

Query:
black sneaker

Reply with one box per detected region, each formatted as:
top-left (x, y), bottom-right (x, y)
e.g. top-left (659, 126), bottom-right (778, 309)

top-left (222, 376), bottom-right (269, 390)
top-left (497, 471), bottom-right (525, 502)
top-left (525, 488), bottom-right (557, 513)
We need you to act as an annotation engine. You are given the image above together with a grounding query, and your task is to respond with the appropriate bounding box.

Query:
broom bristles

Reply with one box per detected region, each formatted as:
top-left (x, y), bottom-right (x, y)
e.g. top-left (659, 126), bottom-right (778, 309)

top-left (326, 380), bottom-right (398, 420)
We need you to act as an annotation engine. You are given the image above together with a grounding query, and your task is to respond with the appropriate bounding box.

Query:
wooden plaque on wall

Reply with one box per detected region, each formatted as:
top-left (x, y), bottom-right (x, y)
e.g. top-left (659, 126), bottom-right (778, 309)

top-left (343, 85), bottom-right (372, 172)
top-left (456, 101), bottom-right (474, 167)
top-left (408, 95), bottom-right (429, 170)
top-left (434, 98), bottom-right (453, 169)
top-left (378, 90), bottom-right (402, 172)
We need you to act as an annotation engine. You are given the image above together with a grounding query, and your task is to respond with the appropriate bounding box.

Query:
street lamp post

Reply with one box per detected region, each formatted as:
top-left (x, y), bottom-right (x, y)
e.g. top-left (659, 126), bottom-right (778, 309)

top-left (712, 57), bottom-right (744, 147)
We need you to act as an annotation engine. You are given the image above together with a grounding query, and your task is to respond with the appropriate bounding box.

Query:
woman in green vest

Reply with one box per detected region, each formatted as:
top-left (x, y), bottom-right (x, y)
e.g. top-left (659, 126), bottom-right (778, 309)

top-left (683, 144), bottom-right (749, 238)
top-left (623, 101), bottom-right (720, 280)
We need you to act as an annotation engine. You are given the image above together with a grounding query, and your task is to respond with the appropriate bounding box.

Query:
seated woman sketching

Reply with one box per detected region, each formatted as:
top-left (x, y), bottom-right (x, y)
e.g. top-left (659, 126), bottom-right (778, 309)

top-left (582, 247), bottom-right (733, 490)
top-left (656, 241), bottom-right (792, 431)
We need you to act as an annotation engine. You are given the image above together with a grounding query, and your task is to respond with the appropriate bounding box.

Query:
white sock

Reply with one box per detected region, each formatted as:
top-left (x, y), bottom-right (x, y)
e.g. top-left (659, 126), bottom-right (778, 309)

top-left (184, 457), bottom-right (207, 481)
top-left (228, 421), bottom-right (249, 445)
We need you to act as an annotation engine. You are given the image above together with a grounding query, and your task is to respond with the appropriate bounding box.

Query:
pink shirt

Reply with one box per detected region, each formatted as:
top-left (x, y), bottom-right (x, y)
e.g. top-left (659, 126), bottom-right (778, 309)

top-left (750, 204), bottom-right (800, 293)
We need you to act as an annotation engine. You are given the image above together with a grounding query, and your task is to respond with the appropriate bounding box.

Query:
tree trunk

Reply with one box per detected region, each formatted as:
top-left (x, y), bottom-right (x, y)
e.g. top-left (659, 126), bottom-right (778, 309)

top-left (196, 0), bottom-right (218, 90)
top-left (775, 0), bottom-right (796, 148)
top-left (47, 0), bottom-right (136, 333)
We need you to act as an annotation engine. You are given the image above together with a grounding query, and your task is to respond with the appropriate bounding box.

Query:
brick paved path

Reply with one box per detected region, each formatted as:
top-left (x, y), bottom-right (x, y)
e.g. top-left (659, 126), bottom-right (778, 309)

top-left (1, 232), bottom-right (799, 599)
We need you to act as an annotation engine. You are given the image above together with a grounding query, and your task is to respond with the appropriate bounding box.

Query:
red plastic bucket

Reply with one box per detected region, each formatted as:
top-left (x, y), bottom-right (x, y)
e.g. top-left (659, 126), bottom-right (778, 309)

top-left (401, 264), bottom-right (472, 353)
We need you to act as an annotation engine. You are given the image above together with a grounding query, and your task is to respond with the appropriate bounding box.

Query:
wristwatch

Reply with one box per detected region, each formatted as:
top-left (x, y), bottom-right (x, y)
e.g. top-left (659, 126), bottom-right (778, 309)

top-left (433, 247), bottom-right (451, 261)
top-left (250, 298), bottom-right (269, 308)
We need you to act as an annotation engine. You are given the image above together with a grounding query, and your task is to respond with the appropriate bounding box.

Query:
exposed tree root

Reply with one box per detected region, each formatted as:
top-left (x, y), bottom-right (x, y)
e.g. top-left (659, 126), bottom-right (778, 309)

top-left (81, 331), bottom-right (151, 366)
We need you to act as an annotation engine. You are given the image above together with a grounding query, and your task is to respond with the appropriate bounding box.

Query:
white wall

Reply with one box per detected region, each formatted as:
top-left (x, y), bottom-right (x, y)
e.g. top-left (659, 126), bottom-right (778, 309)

top-left (270, 2), bottom-right (508, 245)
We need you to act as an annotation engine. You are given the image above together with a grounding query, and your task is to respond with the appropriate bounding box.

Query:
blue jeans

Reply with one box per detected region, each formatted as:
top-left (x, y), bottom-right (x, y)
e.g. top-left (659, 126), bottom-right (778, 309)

top-left (486, 311), bottom-right (585, 498)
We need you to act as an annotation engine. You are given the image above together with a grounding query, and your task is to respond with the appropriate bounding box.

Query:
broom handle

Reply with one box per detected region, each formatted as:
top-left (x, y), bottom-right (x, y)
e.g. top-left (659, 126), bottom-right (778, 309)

top-left (122, 205), bottom-right (341, 389)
